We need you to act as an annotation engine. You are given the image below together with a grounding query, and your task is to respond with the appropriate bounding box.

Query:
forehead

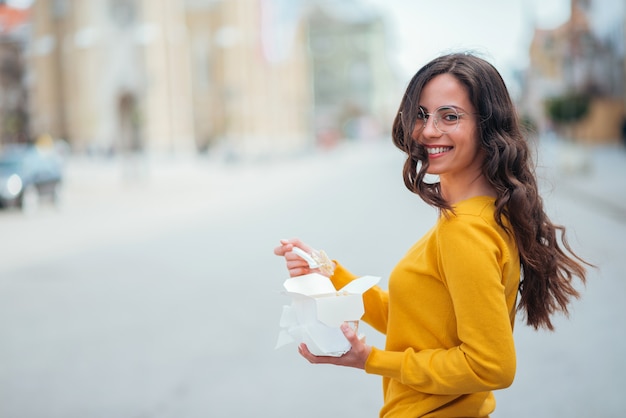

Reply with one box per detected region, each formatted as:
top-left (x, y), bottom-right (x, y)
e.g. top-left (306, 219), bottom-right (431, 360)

top-left (419, 73), bottom-right (472, 111)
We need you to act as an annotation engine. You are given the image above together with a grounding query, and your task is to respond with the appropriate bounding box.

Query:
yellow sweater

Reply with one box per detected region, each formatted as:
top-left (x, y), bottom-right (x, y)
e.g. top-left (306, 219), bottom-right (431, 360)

top-left (331, 196), bottom-right (520, 417)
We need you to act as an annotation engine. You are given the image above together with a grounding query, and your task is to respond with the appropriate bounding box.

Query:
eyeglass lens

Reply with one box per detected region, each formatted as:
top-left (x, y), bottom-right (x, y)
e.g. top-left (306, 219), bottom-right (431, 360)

top-left (416, 106), bottom-right (460, 134)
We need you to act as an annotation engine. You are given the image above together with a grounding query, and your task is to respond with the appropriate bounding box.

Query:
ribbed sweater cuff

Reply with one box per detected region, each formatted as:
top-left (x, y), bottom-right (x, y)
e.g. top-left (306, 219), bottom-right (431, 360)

top-left (364, 346), bottom-right (403, 380)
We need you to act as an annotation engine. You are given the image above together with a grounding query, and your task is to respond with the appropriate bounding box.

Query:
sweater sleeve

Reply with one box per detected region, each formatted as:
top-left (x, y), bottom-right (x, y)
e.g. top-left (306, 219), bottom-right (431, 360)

top-left (364, 216), bottom-right (516, 395)
top-left (330, 263), bottom-right (389, 335)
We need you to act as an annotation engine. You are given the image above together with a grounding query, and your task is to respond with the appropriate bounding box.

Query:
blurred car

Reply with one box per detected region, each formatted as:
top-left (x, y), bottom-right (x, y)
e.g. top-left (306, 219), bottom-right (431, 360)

top-left (0, 144), bottom-right (64, 212)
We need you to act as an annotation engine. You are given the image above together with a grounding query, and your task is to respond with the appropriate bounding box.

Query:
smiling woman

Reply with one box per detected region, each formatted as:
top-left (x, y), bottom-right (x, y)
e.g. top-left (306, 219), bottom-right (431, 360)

top-left (274, 52), bottom-right (591, 418)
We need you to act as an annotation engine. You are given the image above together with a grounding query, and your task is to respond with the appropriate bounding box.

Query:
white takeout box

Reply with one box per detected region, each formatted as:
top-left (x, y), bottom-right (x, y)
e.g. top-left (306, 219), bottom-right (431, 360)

top-left (276, 273), bottom-right (380, 356)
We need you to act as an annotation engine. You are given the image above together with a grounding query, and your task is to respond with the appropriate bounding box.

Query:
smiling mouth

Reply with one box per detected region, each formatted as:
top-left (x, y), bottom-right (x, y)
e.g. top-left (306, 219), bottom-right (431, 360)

top-left (426, 146), bottom-right (452, 155)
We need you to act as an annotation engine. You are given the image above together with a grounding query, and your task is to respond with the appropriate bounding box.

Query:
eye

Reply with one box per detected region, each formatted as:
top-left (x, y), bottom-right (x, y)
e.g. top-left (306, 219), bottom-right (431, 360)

top-left (438, 108), bottom-right (460, 123)
top-left (416, 108), bottom-right (428, 121)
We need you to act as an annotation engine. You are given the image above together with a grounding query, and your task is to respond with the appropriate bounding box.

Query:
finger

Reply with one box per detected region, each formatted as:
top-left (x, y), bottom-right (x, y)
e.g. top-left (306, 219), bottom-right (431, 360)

top-left (287, 261), bottom-right (311, 274)
top-left (287, 238), bottom-right (312, 253)
top-left (341, 322), bottom-right (359, 343)
top-left (288, 266), bottom-right (310, 277)
top-left (283, 251), bottom-right (304, 261)
top-left (297, 343), bottom-right (315, 362)
top-left (274, 242), bottom-right (293, 256)
top-left (298, 344), bottom-right (337, 365)
top-left (275, 238), bottom-right (310, 256)
top-left (286, 256), bottom-right (309, 266)
top-left (341, 323), bottom-right (369, 354)
top-left (339, 323), bottom-right (370, 369)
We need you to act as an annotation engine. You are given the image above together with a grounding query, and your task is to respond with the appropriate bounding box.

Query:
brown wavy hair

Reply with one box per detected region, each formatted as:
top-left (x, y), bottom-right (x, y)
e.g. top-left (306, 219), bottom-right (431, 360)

top-left (392, 53), bottom-right (590, 330)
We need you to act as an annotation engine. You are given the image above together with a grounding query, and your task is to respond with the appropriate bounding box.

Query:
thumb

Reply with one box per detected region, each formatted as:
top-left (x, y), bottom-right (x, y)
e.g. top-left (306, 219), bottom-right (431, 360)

top-left (341, 322), bottom-right (359, 343)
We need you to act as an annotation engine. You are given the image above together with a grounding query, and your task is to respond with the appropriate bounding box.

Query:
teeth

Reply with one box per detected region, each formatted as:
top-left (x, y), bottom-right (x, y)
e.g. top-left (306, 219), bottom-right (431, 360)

top-left (427, 147), bottom-right (451, 155)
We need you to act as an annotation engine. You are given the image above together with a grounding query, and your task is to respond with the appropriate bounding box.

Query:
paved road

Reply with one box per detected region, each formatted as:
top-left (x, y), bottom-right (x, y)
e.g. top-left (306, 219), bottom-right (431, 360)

top-left (0, 139), bottom-right (624, 417)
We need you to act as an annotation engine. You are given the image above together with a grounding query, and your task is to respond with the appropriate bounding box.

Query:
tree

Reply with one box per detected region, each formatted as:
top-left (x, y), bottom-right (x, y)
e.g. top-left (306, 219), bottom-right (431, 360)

top-left (544, 92), bottom-right (591, 139)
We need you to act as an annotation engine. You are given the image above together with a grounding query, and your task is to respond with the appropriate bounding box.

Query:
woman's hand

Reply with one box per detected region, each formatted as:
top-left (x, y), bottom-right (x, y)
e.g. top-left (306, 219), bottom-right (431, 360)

top-left (298, 323), bottom-right (371, 370)
top-left (274, 238), bottom-right (322, 278)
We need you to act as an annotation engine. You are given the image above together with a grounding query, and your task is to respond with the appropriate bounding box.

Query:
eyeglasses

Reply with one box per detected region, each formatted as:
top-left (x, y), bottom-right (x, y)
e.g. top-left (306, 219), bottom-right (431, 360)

top-left (415, 105), bottom-right (471, 134)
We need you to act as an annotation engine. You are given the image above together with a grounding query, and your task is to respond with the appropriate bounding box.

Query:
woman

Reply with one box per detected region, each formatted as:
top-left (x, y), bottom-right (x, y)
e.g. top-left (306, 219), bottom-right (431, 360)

top-left (274, 53), bottom-right (589, 417)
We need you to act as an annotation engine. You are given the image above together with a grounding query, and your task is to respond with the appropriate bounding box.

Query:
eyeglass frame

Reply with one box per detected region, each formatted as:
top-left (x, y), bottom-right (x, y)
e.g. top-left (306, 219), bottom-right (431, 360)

top-left (413, 105), bottom-right (475, 134)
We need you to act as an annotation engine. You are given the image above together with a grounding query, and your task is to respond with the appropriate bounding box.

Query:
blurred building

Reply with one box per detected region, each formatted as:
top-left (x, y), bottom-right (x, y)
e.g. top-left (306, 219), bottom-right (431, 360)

top-left (25, 0), bottom-right (395, 158)
top-left (306, 2), bottom-right (395, 147)
top-left (30, 0), bottom-right (193, 152)
top-left (29, 0), bottom-right (198, 155)
top-left (520, 0), bottom-right (625, 143)
top-left (0, 3), bottom-right (30, 144)
top-left (185, 0), bottom-right (313, 158)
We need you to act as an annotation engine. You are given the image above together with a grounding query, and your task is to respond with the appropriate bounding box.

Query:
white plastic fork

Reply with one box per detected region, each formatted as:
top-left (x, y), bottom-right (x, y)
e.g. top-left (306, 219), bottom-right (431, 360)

top-left (290, 247), bottom-right (320, 269)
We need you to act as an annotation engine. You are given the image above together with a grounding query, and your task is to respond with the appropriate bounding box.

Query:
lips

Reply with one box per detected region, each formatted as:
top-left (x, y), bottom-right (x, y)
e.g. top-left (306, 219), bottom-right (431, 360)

top-left (426, 146), bottom-right (452, 155)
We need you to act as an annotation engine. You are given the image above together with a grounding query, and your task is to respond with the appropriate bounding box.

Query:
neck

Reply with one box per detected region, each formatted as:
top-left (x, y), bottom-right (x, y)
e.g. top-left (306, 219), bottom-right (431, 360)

top-left (440, 172), bottom-right (496, 205)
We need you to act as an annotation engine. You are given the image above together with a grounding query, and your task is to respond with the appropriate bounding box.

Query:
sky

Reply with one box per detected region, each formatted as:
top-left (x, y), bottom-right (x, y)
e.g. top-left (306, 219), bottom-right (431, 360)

top-left (9, 0), bottom-right (623, 96)
top-left (364, 0), bottom-right (574, 94)
top-left (5, 0), bottom-right (32, 8)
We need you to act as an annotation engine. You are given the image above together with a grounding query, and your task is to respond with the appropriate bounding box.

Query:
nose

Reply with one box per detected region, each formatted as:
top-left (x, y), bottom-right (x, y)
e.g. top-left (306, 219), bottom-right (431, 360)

top-left (421, 115), bottom-right (441, 137)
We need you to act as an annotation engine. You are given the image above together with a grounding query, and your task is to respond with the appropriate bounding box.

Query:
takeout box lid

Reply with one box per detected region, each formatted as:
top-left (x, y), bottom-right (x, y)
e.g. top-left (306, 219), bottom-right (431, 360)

top-left (282, 273), bottom-right (380, 327)
top-left (283, 273), bottom-right (379, 296)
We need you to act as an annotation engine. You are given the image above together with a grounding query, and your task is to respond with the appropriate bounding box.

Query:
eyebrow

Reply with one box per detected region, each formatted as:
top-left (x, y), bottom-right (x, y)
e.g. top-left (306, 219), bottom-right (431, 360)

top-left (418, 104), bottom-right (465, 112)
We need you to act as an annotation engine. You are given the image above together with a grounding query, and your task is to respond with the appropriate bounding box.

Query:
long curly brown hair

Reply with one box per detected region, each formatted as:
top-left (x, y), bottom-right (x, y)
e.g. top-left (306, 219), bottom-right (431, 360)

top-left (392, 53), bottom-right (590, 330)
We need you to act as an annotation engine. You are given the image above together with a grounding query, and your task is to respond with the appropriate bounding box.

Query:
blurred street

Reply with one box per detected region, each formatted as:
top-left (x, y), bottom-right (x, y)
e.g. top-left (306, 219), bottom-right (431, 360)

top-left (0, 138), bottom-right (625, 418)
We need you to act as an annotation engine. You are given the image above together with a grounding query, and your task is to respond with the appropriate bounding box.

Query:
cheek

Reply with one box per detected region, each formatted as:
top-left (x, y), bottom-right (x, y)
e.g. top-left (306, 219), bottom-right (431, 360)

top-left (455, 131), bottom-right (482, 162)
top-left (466, 129), bottom-right (481, 152)
top-left (410, 126), bottom-right (422, 142)
top-left (471, 138), bottom-right (488, 165)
